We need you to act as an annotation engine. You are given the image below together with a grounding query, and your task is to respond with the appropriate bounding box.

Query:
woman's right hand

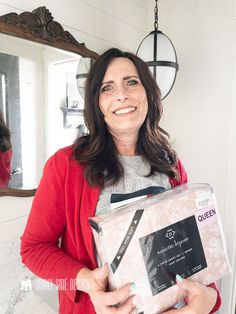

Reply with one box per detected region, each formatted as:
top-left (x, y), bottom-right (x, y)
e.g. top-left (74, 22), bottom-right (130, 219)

top-left (76, 264), bottom-right (136, 314)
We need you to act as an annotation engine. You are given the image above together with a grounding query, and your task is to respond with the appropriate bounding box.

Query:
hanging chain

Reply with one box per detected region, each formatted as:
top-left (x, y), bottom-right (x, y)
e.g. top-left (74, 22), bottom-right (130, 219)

top-left (154, 0), bottom-right (158, 30)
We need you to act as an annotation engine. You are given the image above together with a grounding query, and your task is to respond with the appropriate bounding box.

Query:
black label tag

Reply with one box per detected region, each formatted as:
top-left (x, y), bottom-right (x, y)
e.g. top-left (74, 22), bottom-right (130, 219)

top-left (139, 215), bottom-right (207, 295)
top-left (110, 209), bottom-right (144, 273)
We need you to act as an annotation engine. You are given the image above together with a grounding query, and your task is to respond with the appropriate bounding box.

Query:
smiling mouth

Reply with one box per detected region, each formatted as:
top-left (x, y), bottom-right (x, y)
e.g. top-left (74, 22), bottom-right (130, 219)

top-left (113, 107), bottom-right (136, 115)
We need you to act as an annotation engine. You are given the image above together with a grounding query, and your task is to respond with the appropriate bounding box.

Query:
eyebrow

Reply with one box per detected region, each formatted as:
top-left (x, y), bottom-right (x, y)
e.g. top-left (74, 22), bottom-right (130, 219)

top-left (101, 75), bottom-right (140, 86)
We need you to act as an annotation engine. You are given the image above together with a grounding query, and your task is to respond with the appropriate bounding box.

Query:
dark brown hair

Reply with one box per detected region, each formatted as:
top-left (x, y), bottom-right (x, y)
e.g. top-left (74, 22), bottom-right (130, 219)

top-left (0, 110), bottom-right (11, 152)
top-left (73, 48), bottom-right (178, 188)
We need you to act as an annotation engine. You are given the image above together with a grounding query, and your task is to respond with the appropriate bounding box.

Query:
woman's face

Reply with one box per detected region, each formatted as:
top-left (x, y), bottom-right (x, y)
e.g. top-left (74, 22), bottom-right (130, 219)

top-left (99, 57), bottom-right (148, 136)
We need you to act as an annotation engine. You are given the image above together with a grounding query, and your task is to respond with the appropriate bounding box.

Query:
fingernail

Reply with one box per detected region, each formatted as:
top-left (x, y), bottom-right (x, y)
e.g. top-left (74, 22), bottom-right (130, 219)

top-left (176, 274), bottom-right (183, 283)
top-left (129, 283), bottom-right (137, 294)
top-left (174, 299), bottom-right (186, 309)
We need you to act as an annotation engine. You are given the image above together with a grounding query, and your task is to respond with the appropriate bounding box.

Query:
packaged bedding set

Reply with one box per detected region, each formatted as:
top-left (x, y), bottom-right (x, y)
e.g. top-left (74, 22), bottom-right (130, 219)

top-left (89, 183), bottom-right (231, 314)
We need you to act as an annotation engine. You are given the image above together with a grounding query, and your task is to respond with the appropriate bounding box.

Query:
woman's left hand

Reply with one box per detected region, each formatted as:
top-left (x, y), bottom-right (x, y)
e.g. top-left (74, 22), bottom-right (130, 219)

top-left (162, 276), bottom-right (217, 314)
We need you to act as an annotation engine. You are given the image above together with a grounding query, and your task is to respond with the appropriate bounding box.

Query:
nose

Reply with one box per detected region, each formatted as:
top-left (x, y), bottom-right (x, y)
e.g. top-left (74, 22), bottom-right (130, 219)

top-left (116, 85), bottom-right (129, 102)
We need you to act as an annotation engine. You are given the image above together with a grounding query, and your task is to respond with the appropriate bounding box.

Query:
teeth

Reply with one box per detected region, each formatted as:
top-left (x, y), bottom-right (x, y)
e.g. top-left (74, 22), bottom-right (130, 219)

top-left (114, 107), bottom-right (136, 115)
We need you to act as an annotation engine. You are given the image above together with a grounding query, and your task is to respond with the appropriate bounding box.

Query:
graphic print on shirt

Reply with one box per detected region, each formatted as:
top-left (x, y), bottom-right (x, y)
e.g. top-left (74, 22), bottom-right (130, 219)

top-left (110, 185), bottom-right (166, 210)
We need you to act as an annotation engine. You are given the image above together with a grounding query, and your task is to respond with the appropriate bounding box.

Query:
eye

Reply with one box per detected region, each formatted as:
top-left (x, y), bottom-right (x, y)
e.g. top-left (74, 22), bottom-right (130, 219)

top-left (127, 79), bottom-right (139, 86)
top-left (100, 84), bottom-right (113, 92)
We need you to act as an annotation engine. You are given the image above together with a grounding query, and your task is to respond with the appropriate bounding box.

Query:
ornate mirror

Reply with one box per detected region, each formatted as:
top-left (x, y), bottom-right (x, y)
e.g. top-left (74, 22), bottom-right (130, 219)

top-left (0, 6), bottom-right (98, 197)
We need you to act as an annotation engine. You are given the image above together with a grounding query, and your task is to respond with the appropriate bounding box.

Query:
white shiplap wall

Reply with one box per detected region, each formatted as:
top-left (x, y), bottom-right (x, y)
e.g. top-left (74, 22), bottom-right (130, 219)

top-left (0, 0), bottom-right (149, 54)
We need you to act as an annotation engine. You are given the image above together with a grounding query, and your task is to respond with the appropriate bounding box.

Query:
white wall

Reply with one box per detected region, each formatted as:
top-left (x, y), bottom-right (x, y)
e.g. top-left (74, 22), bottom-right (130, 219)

top-left (150, 0), bottom-right (236, 313)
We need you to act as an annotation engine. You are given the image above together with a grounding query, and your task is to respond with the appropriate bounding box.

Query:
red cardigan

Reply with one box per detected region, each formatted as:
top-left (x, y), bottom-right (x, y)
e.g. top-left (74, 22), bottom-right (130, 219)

top-left (0, 148), bottom-right (12, 188)
top-left (20, 146), bottom-right (221, 314)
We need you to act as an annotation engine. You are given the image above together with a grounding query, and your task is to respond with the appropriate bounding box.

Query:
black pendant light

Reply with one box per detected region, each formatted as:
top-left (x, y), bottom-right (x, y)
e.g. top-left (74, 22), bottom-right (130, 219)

top-left (136, 0), bottom-right (179, 100)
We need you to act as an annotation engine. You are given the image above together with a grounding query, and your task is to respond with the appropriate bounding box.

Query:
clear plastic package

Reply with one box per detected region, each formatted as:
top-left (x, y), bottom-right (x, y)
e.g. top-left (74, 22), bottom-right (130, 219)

top-left (89, 183), bottom-right (231, 313)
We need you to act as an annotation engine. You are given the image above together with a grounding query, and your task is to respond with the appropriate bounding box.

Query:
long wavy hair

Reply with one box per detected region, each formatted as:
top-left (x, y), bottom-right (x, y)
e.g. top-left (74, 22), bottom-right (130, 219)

top-left (73, 48), bottom-right (178, 188)
top-left (0, 110), bottom-right (11, 152)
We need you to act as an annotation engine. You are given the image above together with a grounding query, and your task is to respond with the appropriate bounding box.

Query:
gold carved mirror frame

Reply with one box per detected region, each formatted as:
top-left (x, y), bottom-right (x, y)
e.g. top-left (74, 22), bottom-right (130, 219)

top-left (0, 6), bottom-right (98, 197)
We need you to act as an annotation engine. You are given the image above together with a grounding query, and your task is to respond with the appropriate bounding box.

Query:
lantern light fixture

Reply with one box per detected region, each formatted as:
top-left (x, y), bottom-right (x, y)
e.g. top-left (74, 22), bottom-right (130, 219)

top-left (76, 57), bottom-right (95, 99)
top-left (136, 0), bottom-right (179, 100)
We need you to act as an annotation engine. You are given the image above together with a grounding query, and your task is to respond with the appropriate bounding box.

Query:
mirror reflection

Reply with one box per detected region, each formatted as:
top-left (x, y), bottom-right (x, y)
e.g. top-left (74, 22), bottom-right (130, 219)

top-left (0, 107), bottom-right (12, 188)
top-left (0, 34), bottom-right (85, 189)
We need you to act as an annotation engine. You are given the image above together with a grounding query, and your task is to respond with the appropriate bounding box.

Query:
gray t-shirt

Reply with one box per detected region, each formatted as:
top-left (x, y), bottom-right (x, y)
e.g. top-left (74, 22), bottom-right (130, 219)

top-left (96, 155), bottom-right (171, 216)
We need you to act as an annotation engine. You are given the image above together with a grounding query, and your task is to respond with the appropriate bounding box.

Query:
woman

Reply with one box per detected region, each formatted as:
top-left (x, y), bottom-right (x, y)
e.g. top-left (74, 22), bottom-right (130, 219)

top-left (0, 110), bottom-right (12, 188)
top-left (21, 48), bottom-right (221, 314)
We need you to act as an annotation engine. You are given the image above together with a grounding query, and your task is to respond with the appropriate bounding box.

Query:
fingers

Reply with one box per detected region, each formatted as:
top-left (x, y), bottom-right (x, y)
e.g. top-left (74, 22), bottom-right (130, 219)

top-left (173, 275), bottom-right (218, 313)
top-left (98, 282), bottom-right (134, 306)
top-left (175, 274), bottom-right (201, 294)
top-left (95, 294), bottom-right (135, 314)
top-left (76, 265), bottom-right (109, 294)
top-left (162, 308), bottom-right (181, 314)
top-left (162, 303), bottom-right (192, 314)
top-left (93, 263), bottom-right (109, 281)
top-left (112, 295), bottom-right (135, 314)
top-left (128, 304), bottom-right (139, 314)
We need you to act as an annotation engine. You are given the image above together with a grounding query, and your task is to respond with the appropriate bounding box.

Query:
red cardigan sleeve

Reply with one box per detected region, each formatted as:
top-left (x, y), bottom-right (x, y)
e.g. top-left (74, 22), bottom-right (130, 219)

top-left (169, 158), bottom-right (188, 187)
top-left (208, 283), bottom-right (222, 313)
top-left (0, 149), bottom-right (12, 188)
top-left (169, 158), bottom-right (221, 313)
top-left (20, 151), bottom-right (86, 302)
